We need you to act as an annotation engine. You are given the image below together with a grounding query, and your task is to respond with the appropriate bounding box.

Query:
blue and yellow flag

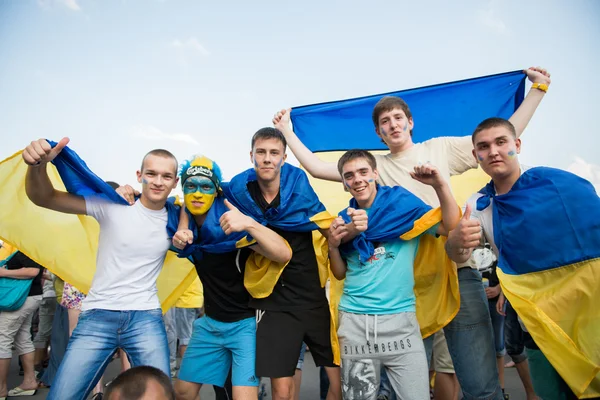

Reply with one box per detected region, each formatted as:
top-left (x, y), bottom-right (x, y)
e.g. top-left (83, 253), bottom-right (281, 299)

top-left (339, 185), bottom-right (442, 262)
top-left (477, 167), bottom-right (600, 398)
top-left (288, 71), bottom-right (526, 338)
top-left (0, 143), bottom-right (196, 312)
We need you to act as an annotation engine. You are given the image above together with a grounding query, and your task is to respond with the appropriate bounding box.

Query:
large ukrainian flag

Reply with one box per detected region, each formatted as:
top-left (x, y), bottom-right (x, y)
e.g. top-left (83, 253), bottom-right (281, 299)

top-left (290, 71), bottom-right (526, 338)
top-left (0, 146), bottom-right (196, 312)
top-left (478, 167), bottom-right (600, 398)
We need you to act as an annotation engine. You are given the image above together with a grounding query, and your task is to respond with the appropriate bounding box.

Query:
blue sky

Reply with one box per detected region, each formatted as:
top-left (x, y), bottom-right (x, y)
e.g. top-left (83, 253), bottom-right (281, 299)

top-left (1, 0), bottom-right (599, 190)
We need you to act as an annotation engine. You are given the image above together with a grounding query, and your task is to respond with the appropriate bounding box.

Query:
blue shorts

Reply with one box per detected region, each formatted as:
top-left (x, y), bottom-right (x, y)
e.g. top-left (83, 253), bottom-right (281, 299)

top-left (178, 315), bottom-right (259, 387)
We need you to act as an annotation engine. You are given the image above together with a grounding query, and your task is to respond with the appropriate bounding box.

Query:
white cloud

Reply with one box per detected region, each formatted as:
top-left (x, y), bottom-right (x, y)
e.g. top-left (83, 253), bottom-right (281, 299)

top-left (566, 157), bottom-right (600, 193)
top-left (130, 125), bottom-right (199, 145)
top-left (477, 1), bottom-right (508, 35)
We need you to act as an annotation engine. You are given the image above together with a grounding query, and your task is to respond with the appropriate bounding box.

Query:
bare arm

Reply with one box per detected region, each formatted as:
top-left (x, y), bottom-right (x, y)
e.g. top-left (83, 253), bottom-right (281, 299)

top-left (0, 267), bottom-right (40, 279)
top-left (409, 164), bottom-right (460, 236)
top-left (327, 217), bottom-right (349, 280)
top-left (508, 67), bottom-right (551, 138)
top-left (273, 109), bottom-right (341, 182)
top-left (23, 138), bottom-right (86, 215)
top-left (221, 200), bottom-right (291, 264)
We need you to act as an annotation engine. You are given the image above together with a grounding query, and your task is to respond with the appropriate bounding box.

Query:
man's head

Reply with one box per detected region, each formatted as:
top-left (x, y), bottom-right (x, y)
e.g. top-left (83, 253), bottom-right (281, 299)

top-left (104, 366), bottom-right (175, 400)
top-left (179, 155), bottom-right (223, 216)
top-left (250, 127), bottom-right (287, 184)
top-left (136, 149), bottom-right (179, 206)
top-left (337, 150), bottom-right (379, 209)
top-left (372, 96), bottom-right (414, 150)
top-left (471, 117), bottom-right (521, 180)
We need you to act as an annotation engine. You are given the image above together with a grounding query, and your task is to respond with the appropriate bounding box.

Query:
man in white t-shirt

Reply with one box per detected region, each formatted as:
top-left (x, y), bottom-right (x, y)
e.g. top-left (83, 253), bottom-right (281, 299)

top-left (23, 137), bottom-right (179, 400)
top-left (272, 67), bottom-right (550, 400)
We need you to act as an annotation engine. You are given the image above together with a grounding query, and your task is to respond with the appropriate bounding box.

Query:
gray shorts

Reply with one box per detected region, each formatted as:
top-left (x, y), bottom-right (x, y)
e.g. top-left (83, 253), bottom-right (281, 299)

top-left (0, 296), bottom-right (42, 358)
top-left (337, 310), bottom-right (429, 400)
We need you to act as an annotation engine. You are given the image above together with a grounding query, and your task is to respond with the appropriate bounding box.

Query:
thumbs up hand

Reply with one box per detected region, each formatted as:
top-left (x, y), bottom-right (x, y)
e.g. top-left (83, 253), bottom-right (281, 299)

top-left (447, 204), bottom-right (482, 251)
top-left (22, 137), bottom-right (70, 166)
top-left (219, 199), bottom-right (254, 235)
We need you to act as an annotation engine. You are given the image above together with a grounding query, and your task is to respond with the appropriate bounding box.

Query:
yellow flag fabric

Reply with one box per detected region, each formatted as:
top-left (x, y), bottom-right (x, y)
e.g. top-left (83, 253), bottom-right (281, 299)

top-left (174, 276), bottom-right (204, 309)
top-left (0, 151), bottom-right (196, 313)
top-left (499, 259), bottom-right (600, 398)
top-left (303, 151), bottom-right (491, 338)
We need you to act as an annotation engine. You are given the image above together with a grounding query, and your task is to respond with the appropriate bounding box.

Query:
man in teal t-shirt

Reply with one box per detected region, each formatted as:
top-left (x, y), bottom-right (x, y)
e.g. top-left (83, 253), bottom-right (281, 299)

top-left (328, 150), bottom-right (460, 400)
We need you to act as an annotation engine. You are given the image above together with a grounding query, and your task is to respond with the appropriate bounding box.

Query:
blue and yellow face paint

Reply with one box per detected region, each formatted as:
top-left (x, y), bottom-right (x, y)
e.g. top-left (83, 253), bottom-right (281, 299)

top-left (179, 155), bottom-right (223, 216)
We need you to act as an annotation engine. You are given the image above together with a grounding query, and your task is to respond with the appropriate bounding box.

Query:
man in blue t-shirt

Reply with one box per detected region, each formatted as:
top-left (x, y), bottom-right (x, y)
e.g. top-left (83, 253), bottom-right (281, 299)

top-left (328, 150), bottom-right (460, 400)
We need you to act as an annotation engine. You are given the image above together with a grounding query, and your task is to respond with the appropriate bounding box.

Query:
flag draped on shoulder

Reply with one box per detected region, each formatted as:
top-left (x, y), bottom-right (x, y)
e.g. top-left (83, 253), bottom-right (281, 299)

top-left (174, 196), bottom-right (256, 261)
top-left (222, 163), bottom-right (334, 297)
top-left (0, 141), bottom-right (195, 312)
top-left (338, 185), bottom-right (459, 337)
top-left (478, 167), bottom-right (600, 398)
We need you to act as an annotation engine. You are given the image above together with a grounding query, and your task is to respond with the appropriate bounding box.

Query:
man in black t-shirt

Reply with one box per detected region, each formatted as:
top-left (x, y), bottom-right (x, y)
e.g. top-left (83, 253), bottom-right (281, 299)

top-left (238, 128), bottom-right (342, 400)
top-left (172, 155), bottom-right (292, 400)
top-left (0, 251), bottom-right (44, 398)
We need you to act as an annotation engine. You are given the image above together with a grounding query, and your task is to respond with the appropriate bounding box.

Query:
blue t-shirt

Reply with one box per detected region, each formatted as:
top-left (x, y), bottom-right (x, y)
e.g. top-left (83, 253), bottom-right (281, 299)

top-left (338, 224), bottom-right (438, 315)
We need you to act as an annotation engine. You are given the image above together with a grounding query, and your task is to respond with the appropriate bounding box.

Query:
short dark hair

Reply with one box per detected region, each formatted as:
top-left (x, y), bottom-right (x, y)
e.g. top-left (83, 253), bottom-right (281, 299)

top-left (337, 150), bottom-right (377, 176)
top-left (140, 149), bottom-right (178, 173)
top-left (105, 366), bottom-right (175, 400)
top-left (372, 96), bottom-right (413, 137)
top-left (251, 127), bottom-right (287, 151)
top-left (471, 117), bottom-right (517, 143)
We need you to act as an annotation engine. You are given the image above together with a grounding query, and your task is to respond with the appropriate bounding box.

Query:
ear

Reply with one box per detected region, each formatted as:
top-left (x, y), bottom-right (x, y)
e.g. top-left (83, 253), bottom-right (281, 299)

top-left (373, 168), bottom-right (379, 182)
top-left (282, 153), bottom-right (288, 163)
top-left (342, 181), bottom-right (349, 192)
top-left (136, 170), bottom-right (142, 184)
top-left (515, 138), bottom-right (522, 154)
top-left (472, 149), bottom-right (479, 164)
top-left (249, 151), bottom-right (255, 165)
top-left (407, 117), bottom-right (415, 131)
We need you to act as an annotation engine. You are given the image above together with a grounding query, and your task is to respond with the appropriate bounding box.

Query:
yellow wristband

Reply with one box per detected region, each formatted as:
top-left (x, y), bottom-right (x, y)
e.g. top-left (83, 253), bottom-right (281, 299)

top-left (531, 83), bottom-right (549, 93)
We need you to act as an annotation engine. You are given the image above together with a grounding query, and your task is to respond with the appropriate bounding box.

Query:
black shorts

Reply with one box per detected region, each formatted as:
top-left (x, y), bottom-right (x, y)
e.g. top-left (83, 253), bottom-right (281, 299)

top-left (255, 304), bottom-right (337, 378)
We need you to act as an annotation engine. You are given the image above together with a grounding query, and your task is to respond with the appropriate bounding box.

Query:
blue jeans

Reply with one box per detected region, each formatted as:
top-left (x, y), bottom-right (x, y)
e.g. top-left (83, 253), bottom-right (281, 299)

top-left (48, 308), bottom-right (169, 400)
top-left (504, 301), bottom-right (528, 364)
top-left (443, 268), bottom-right (503, 400)
top-left (488, 297), bottom-right (506, 357)
top-left (40, 303), bottom-right (69, 387)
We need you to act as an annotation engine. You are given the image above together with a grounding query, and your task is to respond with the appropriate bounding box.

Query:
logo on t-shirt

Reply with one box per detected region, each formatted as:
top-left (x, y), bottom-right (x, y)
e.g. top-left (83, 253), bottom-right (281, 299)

top-left (361, 246), bottom-right (396, 267)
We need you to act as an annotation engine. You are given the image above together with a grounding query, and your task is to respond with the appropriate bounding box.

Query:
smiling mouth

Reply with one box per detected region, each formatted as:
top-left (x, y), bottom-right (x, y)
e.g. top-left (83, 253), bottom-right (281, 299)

top-left (353, 186), bottom-right (368, 193)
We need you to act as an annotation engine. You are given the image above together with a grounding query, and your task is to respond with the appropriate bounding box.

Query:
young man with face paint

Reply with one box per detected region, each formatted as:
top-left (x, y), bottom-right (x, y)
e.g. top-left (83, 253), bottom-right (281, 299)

top-left (171, 155), bottom-right (292, 400)
top-left (211, 127), bottom-right (349, 400)
top-left (445, 117), bottom-right (600, 399)
top-left (273, 67), bottom-right (551, 400)
top-left (22, 138), bottom-right (179, 400)
top-left (328, 150), bottom-right (460, 400)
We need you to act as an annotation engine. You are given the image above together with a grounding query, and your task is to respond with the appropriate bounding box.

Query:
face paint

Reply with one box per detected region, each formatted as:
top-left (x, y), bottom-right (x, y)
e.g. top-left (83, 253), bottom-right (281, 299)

top-left (141, 178), bottom-right (149, 185)
top-left (403, 122), bottom-right (408, 132)
top-left (183, 176), bottom-right (217, 215)
top-left (368, 179), bottom-right (374, 183)
top-left (253, 155), bottom-right (259, 169)
top-left (507, 149), bottom-right (516, 158)
top-left (477, 153), bottom-right (484, 161)
top-left (380, 127), bottom-right (388, 137)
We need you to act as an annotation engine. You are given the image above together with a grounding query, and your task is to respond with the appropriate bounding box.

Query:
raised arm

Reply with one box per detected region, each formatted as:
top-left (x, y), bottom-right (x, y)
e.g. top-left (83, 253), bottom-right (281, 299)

top-left (509, 67), bottom-right (551, 138)
top-left (219, 200), bottom-right (292, 264)
top-left (273, 109), bottom-right (341, 182)
top-left (23, 138), bottom-right (86, 215)
top-left (0, 267), bottom-right (39, 279)
top-left (327, 217), bottom-right (349, 280)
top-left (445, 204), bottom-right (482, 263)
top-left (410, 163), bottom-right (460, 236)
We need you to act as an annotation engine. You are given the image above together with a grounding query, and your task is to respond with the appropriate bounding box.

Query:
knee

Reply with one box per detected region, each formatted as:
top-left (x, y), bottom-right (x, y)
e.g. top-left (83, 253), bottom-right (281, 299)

top-left (272, 383), bottom-right (293, 400)
top-left (174, 381), bottom-right (199, 400)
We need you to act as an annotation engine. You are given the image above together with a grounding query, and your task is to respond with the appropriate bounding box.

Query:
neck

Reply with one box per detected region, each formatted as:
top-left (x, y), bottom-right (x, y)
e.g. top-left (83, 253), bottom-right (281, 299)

top-left (258, 176), bottom-right (281, 204)
top-left (193, 212), bottom-right (208, 227)
top-left (139, 195), bottom-right (165, 211)
top-left (388, 140), bottom-right (414, 155)
top-left (493, 167), bottom-right (521, 195)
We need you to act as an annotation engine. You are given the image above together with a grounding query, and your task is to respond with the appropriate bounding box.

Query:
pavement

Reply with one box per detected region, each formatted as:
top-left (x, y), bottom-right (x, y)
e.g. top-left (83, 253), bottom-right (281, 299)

top-left (6, 352), bottom-right (532, 399)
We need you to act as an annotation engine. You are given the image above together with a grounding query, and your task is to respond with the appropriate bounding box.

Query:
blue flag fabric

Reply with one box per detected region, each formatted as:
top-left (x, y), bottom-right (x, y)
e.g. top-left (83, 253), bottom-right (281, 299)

top-left (290, 71), bottom-right (526, 152)
top-left (173, 196), bottom-right (251, 260)
top-left (475, 167), bottom-right (600, 275)
top-left (339, 185), bottom-right (436, 263)
top-left (223, 163), bottom-right (329, 231)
